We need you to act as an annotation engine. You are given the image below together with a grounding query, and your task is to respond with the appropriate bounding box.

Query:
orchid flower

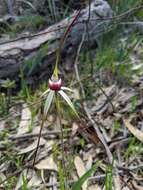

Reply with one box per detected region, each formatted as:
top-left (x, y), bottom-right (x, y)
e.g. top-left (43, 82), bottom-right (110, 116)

top-left (41, 75), bottom-right (79, 117)
top-left (33, 10), bottom-right (81, 167)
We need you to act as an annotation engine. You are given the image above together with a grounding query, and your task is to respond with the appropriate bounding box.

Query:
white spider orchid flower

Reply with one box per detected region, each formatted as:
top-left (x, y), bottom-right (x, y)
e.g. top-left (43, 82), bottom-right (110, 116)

top-left (41, 76), bottom-right (79, 117)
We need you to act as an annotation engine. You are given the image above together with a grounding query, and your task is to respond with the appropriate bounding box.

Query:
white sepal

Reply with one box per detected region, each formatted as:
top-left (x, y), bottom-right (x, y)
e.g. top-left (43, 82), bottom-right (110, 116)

top-left (61, 86), bottom-right (73, 92)
top-left (44, 90), bottom-right (55, 116)
top-left (58, 90), bottom-right (79, 117)
top-left (41, 89), bottom-right (50, 97)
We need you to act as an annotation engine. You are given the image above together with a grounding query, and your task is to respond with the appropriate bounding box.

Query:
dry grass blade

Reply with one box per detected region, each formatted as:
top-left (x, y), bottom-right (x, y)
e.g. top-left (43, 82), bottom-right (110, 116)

top-left (18, 138), bottom-right (46, 154)
top-left (17, 104), bottom-right (31, 135)
top-left (123, 118), bottom-right (143, 142)
top-left (35, 157), bottom-right (58, 171)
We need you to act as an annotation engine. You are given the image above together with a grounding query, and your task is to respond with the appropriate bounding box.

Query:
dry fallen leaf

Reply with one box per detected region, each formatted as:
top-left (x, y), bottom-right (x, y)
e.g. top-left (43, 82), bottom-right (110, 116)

top-left (0, 172), bottom-right (6, 188)
top-left (35, 156), bottom-right (58, 171)
top-left (18, 138), bottom-right (46, 154)
top-left (123, 119), bottom-right (143, 142)
top-left (122, 187), bottom-right (130, 190)
top-left (88, 184), bottom-right (102, 190)
top-left (91, 85), bottom-right (115, 114)
top-left (132, 180), bottom-right (143, 190)
top-left (86, 154), bottom-right (93, 170)
top-left (71, 88), bottom-right (80, 100)
top-left (17, 104), bottom-right (31, 135)
top-left (0, 120), bottom-right (5, 132)
top-left (15, 169), bottom-right (41, 190)
top-left (74, 156), bottom-right (87, 190)
top-left (28, 171), bottom-right (42, 187)
top-left (71, 122), bottom-right (79, 136)
top-left (49, 172), bottom-right (58, 190)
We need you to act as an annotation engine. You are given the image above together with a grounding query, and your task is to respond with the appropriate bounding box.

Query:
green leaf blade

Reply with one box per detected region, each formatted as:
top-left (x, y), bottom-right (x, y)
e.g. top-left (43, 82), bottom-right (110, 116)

top-left (72, 162), bottom-right (99, 190)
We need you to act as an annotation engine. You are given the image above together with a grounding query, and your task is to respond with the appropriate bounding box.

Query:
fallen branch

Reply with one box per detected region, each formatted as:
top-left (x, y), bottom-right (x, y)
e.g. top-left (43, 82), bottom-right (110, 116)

top-left (0, 0), bottom-right (112, 79)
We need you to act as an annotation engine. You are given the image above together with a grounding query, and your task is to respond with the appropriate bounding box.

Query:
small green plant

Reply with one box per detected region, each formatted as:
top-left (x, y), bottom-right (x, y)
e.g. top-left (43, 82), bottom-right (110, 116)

top-left (19, 67), bottom-right (31, 99)
top-left (28, 108), bottom-right (37, 132)
top-left (0, 93), bottom-right (7, 115)
top-left (93, 30), bottom-right (141, 85)
top-left (105, 163), bottom-right (113, 190)
top-left (131, 95), bottom-right (137, 113)
top-left (4, 176), bottom-right (17, 190)
top-left (124, 137), bottom-right (143, 159)
top-left (58, 161), bottom-right (66, 190)
top-left (1, 79), bottom-right (15, 114)
top-left (47, 0), bottom-right (60, 22)
top-left (14, 155), bottom-right (24, 169)
top-left (22, 174), bottom-right (29, 190)
top-left (23, 43), bottom-right (49, 75)
top-left (8, 15), bottom-right (47, 36)
top-left (114, 120), bottom-right (121, 131)
top-left (108, 0), bottom-right (142, 13)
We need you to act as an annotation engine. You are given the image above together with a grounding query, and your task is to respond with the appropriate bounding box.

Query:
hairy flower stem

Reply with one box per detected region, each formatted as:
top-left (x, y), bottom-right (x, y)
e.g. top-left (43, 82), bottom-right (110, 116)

top-left (33, 115), bottom-right (45, 167)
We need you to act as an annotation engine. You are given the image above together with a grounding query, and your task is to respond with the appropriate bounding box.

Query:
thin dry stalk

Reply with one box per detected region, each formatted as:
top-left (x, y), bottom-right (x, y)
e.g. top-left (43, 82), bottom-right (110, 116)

top-left (74, 27), bottom-right (121, 189)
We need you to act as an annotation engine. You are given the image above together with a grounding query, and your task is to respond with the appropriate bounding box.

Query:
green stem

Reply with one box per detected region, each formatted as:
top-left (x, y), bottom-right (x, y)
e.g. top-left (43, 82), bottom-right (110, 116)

top-left (55, 93), bottom-right (67, 189)
top-left (6, 89), bottom-right (11, 114)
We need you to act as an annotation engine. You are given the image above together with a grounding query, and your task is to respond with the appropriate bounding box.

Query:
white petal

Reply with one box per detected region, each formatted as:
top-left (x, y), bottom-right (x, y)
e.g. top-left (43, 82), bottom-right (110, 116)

top-left (61, 86), bottom-right (73, 92)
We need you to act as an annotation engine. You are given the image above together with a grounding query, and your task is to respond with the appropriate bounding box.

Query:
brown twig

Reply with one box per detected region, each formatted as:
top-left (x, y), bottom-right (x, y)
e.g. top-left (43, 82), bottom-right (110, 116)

top-left (32, 117), bottom-right (45, 167)
top-left (8, 128), bottom-right (71, 140)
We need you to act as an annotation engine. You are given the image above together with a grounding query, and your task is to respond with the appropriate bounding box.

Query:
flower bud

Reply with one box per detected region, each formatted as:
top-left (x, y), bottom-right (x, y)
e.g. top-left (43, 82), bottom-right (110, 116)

top-left (49, 78), bottom-right (62, 91)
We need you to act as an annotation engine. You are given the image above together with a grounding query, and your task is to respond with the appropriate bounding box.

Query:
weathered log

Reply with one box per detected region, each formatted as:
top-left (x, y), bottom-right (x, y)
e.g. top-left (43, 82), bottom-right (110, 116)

top-left (0, 0), bottom-right (112, 81)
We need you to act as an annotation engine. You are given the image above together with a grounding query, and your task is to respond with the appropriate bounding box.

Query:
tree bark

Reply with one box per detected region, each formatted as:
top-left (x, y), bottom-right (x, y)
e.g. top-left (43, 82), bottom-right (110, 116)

top-left (0, 0), bottom-right (112, 82)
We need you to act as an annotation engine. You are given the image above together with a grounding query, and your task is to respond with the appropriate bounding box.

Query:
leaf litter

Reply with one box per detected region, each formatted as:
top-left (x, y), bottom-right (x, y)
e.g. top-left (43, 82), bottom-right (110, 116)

top-left (1, 77), bottom-right (143, 189)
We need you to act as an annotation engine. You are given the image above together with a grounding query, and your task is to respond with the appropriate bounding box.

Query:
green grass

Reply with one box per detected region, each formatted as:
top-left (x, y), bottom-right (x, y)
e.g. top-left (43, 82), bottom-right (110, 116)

top-left (6, 15), bottom-right (47, 38)
top-left (23, 43), bottom-right (49, 75)
top-left (3, 176), bottom-right (17, 190)
top-left (72, 162), bottom-right (99, 190)
top-left (1, 1), bottom-right (143, 189)
top-left (108, 0), bottom-right (142, 13)
top-left (124, 137), bottom-right (143, 159)
top-left (105, 163), bottom-right (113, 190)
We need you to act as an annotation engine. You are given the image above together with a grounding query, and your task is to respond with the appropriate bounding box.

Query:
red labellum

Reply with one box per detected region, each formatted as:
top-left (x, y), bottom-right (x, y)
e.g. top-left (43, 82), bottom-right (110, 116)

top-left (49, 78), bottom-right (62, 91)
